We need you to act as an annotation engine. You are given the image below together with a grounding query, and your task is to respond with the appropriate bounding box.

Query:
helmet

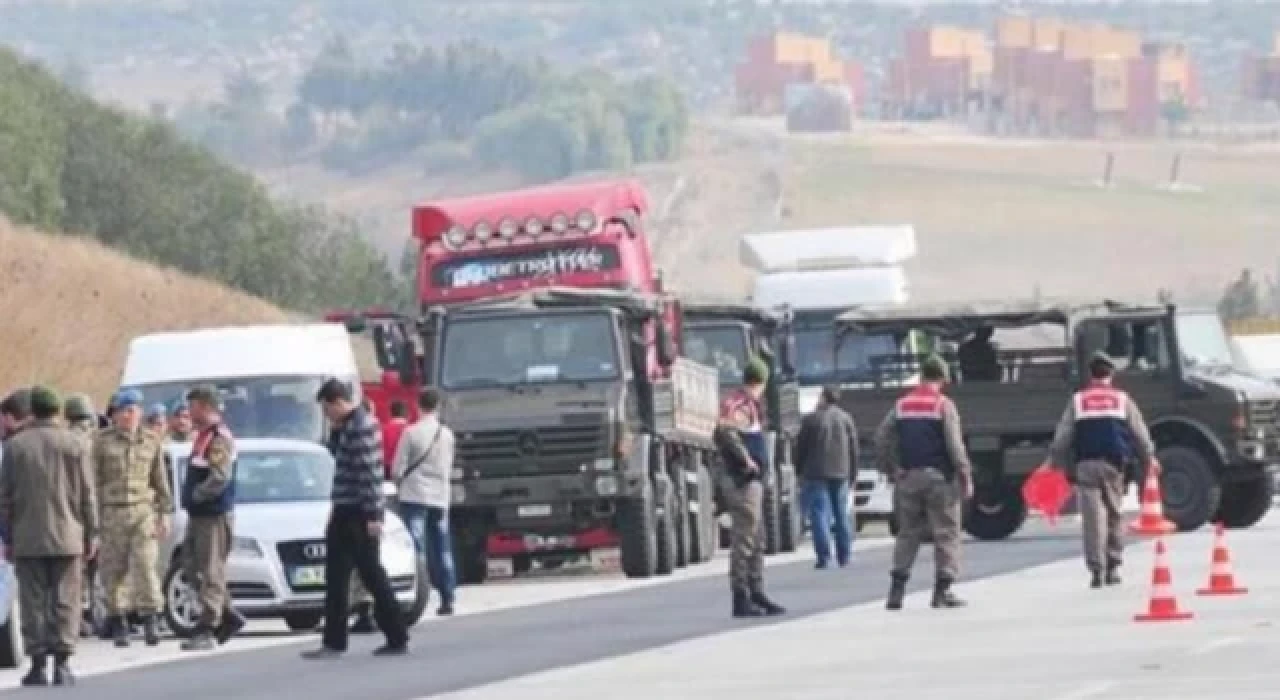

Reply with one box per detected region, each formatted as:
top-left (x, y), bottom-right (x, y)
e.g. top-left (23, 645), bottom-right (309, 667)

top-left (63, 393), bottom-right (96, 421)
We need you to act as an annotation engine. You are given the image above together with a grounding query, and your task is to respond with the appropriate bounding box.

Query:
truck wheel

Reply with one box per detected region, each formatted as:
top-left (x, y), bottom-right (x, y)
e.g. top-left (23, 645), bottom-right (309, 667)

top-left (962, 482), bottom-right (1027, 541)
top-left (0, 589), bottom-right (21, 669)
top-left (689, 462), bottom-right (717, 564)
top-left (283, 611), bottom-right (323, 633)
top-left (655, 486), bottom-right (678, 576)
top-left (672, 464), bottom-right (691, 569)
top-left (762, 480), bottom-right (782, 555)
top-left (1156, 446), bottom-right (1220, 532)
top-left (453, 524), bottom-right (489, 585)
top-left (1216, 473), bottom-right (1273, 529)
top-left (618, 491), bottom-right (659, 578)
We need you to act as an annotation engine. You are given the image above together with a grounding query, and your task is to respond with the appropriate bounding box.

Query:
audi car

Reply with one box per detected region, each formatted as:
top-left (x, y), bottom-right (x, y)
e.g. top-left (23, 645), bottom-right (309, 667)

top-left (158, 438), bottom-right (427, 636)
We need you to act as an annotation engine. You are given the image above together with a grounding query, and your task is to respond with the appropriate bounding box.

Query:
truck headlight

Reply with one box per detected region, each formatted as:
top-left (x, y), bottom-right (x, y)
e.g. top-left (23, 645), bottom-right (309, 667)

top-left (594, 475), bottom-right (619, 496)
top-left (231, 537), bottom-right (263, 558)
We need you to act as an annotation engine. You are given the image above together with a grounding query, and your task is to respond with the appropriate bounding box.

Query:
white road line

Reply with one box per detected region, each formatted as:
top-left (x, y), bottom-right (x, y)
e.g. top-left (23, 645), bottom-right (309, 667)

top-left (1048, 680), bottom-right (1117, 700)
top-left (1188, 636), bottom-right (1243, 656)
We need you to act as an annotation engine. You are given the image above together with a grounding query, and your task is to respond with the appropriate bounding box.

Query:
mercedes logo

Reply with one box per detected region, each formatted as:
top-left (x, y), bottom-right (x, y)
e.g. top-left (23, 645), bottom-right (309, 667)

top-left (303, 543), bottom-right (326, 560)
top-left (516, 431), bottom-right (540, 457)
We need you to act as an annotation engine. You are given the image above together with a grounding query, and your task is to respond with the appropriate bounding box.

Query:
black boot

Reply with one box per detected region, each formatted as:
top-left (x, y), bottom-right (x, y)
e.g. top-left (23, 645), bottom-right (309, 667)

top-left (215, 606), bottom-right (246, 644)
top-left (1089, 569), bottom-right (1103, 589)
top-left (749, 590), bottom-right (786, 616)
top-left (113, 615), bottom-right (131, 648)
top-left (21, 656), bottom-right (48, 687)
top-left (886, 573), bottom-right (907, 611)
top-left (143, 614), bottom-right (161, 646)
top-left (732, 589), bottom-right (764, 618)
top-left (1105, 566), bottom-right (1122, 586)
top-left (930, 578), bottom-right (966, 608)
top-left (52, 653), bottom-right (74, 687)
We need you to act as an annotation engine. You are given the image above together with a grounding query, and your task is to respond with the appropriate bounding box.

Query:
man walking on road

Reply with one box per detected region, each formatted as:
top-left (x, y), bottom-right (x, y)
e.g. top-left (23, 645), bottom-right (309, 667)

top-left (714, 359), bottom-right (786, 619)
top-left (180, 386), bottom-right (246, 651)
top-left (1044, 351), bottom-right (1158, 588)
top-left (874, 355), bottom-right (973, 611)
top-left (304, 379), bottom-right (409, 659)
top-left (91, 389), bottom-right (173, 647)
top-left (393, 388), bottom-right (457, 616)
top-left (795, 386), bottom-right (858, 569)
top-left (0, 386), bottom-right (98, 686)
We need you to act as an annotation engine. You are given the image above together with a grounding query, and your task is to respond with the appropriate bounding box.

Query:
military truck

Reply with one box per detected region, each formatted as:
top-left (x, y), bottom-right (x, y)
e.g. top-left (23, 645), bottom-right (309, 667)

top-left (420, 287), bottom-right (721, 582)
top-left (833, 300), bottom-right (1280, 540)
top-left (682, 301), bottom-right (803, 554)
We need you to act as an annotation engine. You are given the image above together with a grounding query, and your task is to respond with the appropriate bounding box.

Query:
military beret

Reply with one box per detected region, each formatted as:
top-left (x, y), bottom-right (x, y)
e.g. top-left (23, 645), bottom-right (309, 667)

top-left (743, 356), bottom-right (770, 386)
top-left (185, 385), bottom-right (221, 408)
top-left (146, 403), bottom-right (168, 420)
top-left (112, 388), bottom-right (144, 409)
top-left (63, 393), bottom-right (95, 420)
top-left (168, 398), bottom-right (190, 414)
top-left (29, 385), bottom-right (62, 417)
top-left (920, 354), bottom-right (950, 381)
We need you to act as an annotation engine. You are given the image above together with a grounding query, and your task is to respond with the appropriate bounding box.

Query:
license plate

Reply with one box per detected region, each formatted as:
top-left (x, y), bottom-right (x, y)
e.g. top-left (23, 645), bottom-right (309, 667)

top-left (290, 566), bottom-right (325, 586)
top-left (590, 547), bottom-right (621, 572)
top-left (487, 558), bottom-right (514, 578)
top-left (518, 504), bottom-right (552, 518)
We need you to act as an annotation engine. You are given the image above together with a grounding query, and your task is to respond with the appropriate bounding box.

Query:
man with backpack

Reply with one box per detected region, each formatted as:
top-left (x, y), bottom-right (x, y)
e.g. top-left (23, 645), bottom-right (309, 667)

top-left (392, 388), bottom-right (457, 616)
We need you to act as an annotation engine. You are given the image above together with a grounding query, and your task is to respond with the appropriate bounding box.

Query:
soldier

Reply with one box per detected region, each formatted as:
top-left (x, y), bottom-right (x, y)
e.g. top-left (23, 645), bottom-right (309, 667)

top-left (714, 358), bottom-right (786, 618)
top-left (1044, 351), bottom-right (1158, 588)
top-left (179, 386), bottom-right (246, 651)
top-left (875, 354), bottom-right (973, 611)
top-left (145, 404), bottom-right (168, 436)
top-left (90, 389), bottom-right (173, 647)
top-left (0, 386), bottom-right (98, 687)
top-left (63, 393), bottom-right (101, 640)
top-left (167, 400), bottom-right (194, 442)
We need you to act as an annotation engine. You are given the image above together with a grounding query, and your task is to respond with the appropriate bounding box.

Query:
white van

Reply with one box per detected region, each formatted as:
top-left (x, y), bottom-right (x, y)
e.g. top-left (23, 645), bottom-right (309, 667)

top-left (119, 324), bottom-right (361, 442)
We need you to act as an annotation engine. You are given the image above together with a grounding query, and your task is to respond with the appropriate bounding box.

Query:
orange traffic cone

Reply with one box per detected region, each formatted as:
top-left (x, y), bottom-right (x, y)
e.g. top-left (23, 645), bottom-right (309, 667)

top-left (1134, 538), bottom-right (1193, 622)
top-left (1196, 523), bottom-right (1248, 596)
top-left (1129, 469), bottom-right (1176, 535)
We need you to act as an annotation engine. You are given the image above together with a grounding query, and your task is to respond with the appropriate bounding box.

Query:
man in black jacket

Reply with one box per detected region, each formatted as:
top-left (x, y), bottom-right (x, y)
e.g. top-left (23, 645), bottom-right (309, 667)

top-left (795, 386), bottom-right (858, 569)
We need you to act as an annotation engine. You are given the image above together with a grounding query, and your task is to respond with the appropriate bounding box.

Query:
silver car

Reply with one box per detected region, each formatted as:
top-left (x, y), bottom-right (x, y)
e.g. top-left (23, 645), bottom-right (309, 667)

top-left (87, 438), bottom-right (426, 636)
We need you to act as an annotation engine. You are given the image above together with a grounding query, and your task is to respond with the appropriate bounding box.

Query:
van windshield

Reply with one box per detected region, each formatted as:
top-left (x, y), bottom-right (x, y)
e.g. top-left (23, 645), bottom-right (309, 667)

top-left (127, 376), bottom-right (327, 441)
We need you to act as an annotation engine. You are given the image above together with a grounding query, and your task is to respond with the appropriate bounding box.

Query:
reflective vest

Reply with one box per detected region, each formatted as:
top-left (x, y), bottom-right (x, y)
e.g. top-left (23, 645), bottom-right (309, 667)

top-left (182, 423), bottom-right (237, 516)
top-left (1071, 382), bottom-right (1133, 466)
top-left (894, 384), bottom-right (954, 478)
top-left (721, 389), bottom-right (769, 474)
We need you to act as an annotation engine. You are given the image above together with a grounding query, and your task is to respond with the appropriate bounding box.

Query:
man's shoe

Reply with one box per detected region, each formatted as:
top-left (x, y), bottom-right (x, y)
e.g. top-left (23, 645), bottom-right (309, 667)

top-left (20, 658), bottom-right (48, 687)
top-left (215, 608), bottom-right (246, 644)
top-left (731, 590), bottom-right (764, 618)
top-left (300, 647), bottom-right (344, 661)
top-left (372, 644), bottom-right (409, 657)
top-left (886, 576), bottom-right (907, 611)
top-left (350, 613), bottom-right (377, 635)
top-left (52, 661), bottom-right (75, 687)
top-left (930, 580), bottom-right (967, 609)
top-left (437, 603), bottom-right (454, 616)
top-left (143, 614), bottom-right (161, 646)
top-left (749, 591), bottom-right (786, 616)
top-left (1105, 568), bottom-right (1122, 586)
top-left (113, 615), bottom-right (131, 648)
top-left (180, 631), bottom-right (216, 651)
top-left (814, 560), bottom-right (829, 570)
top-left (1090, 570), bottom-right (1103, 589)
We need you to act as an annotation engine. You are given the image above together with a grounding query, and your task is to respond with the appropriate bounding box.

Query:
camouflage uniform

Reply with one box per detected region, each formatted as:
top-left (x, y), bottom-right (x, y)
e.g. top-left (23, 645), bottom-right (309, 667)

top-left (64, 395), bottom-right (101, 640)
top-left (91, 424), bottom-right (172, 647)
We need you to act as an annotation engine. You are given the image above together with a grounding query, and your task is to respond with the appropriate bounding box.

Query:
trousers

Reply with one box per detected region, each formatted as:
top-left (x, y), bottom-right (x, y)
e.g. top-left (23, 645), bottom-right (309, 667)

top-left (185, 514), bottom-right (232, 629)
top-left (890, 468), bottom-right (962, 581)
top-left (100, 503), bottom-right (161, 615)
top-left (398, 502), bottom-right (457, 605)
top-left (321, 507), bottom-right (409, 652)
top-left (16, 556), bottom-right (81, 658)
top-left (802, 478), bottom-right (853, 567)
top-left (1075, 459), bottom-right (1125, 572)
top-left (722, 477), bottom-right (764, 593)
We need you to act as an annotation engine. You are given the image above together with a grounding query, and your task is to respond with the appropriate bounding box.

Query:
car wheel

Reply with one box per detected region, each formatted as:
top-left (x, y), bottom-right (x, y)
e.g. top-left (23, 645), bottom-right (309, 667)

top-left (283, 611), bottom-right (322, 633)
top-left (163, 561), bottom-right (200, 639)
top-left (402, 557), bottom-right (430, 627)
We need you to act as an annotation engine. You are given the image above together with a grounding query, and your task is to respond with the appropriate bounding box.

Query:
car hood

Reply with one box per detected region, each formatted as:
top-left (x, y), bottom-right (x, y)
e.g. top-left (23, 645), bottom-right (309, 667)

top-left (231, 501), bottom-right (404, 543)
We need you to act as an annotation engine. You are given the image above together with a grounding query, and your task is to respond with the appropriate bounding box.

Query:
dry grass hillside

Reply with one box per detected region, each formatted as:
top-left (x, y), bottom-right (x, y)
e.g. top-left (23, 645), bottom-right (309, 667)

top-left (0, 217), bottom-right (289, 403)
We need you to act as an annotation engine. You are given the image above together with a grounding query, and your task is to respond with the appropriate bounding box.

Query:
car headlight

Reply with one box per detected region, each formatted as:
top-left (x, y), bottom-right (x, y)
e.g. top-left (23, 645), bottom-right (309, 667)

top-left (231, 536), bottom-right (263, 558)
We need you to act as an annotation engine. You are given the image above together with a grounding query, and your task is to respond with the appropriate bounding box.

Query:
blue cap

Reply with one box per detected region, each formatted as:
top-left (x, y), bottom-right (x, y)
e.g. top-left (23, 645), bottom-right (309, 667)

top-left (111, 388), bottom-right (144, 410)
top-left (168, 398), bottom-right (189, 414)
top-left (146, 403), bottom-right (167, 420)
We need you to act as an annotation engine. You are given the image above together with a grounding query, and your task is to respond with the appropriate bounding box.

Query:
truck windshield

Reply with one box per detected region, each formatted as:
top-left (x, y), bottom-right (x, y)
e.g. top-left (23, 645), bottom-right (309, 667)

top-left (440, 313), bottom-right (620, 388)
top-left (685, 326), bottom-right (749, 385)
top-left (1176, 312), bottom-right (1234, 369)
top-left (127, 376), bottom-right (326, 441)
top-left (794, 326), bottom-right (901, 385)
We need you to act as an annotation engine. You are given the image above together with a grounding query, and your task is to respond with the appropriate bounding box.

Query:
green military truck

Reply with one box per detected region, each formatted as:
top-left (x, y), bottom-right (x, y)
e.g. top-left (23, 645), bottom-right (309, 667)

top-left (682, 302), bottom-right (803, 554)
top-left (420, 288), bottom-right (721, 581)
top-left (833, 300), bottom-right (1279, 540)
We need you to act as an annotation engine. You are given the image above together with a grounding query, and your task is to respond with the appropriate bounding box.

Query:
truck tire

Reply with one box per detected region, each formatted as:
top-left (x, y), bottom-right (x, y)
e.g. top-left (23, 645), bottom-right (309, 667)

top-left (454, 524), bottom-right (489, 585)
top-left (672, 463), bottom-right (691, 569)
top-left (0, 592), bottom-right (21, 669)
top-left (762, 480), bottom-right (782, 555)
top-left (655, 486), bottom-right (678, 576)
top-left (689, 462), bottom-right (717, 564)
top-left (962, 481), bottom-right (1027, 541)
top-left (1156, 446), bottom-right (1220, 532)
top-left (1215, 473), bottom-right (1273, 529)
top-left (618, 491), bottom-right (659, 579)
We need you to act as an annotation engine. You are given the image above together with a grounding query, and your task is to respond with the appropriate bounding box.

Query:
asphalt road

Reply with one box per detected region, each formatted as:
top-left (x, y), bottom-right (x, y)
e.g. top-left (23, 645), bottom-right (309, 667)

top-left (4, 530), bottom-right (1088, 700)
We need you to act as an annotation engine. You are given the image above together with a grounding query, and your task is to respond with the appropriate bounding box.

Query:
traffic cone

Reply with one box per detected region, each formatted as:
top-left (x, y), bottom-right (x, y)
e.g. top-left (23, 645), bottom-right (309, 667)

top-left (1129, 469), bottom-right (1176, 535)
top-left (1134, 538), bottom-right (1193, 622)
top-left (1196, 523), bottom-right (1248, 596)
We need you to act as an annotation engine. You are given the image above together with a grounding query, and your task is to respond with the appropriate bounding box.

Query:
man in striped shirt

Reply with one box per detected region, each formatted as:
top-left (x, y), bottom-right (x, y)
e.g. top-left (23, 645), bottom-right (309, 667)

top-left (302, 380), bottom-right (410, 660)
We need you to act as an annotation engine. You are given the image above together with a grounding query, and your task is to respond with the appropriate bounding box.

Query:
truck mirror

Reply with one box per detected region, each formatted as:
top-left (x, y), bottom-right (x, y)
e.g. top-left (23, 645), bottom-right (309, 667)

top-left (655, 322), bottom-right (677, 368)
top-left (371, 325), bottom-right (396, 372)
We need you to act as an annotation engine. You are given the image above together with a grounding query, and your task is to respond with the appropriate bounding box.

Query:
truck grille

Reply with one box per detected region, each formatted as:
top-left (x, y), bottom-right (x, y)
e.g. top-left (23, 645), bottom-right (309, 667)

top-left (458, 422), bottom-right (609, 477)
top-left (1248, 400), bottom-right (1280, 428)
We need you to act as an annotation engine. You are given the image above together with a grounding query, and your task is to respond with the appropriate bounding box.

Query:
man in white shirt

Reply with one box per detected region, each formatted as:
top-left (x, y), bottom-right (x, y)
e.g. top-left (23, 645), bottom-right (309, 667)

top-left (391, 388), bottom-right (457, 616)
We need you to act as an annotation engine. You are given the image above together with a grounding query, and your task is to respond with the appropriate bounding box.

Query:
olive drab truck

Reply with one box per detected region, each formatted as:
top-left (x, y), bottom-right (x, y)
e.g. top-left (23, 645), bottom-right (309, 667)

top-left (682, 301), bottom-right (803, 554)
top-left (741, 225), bottom-right (921, 531)
top-left (833, 300), bottom-right (1279, 541)
top-left (419, 288), bottom-right (720, 582)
